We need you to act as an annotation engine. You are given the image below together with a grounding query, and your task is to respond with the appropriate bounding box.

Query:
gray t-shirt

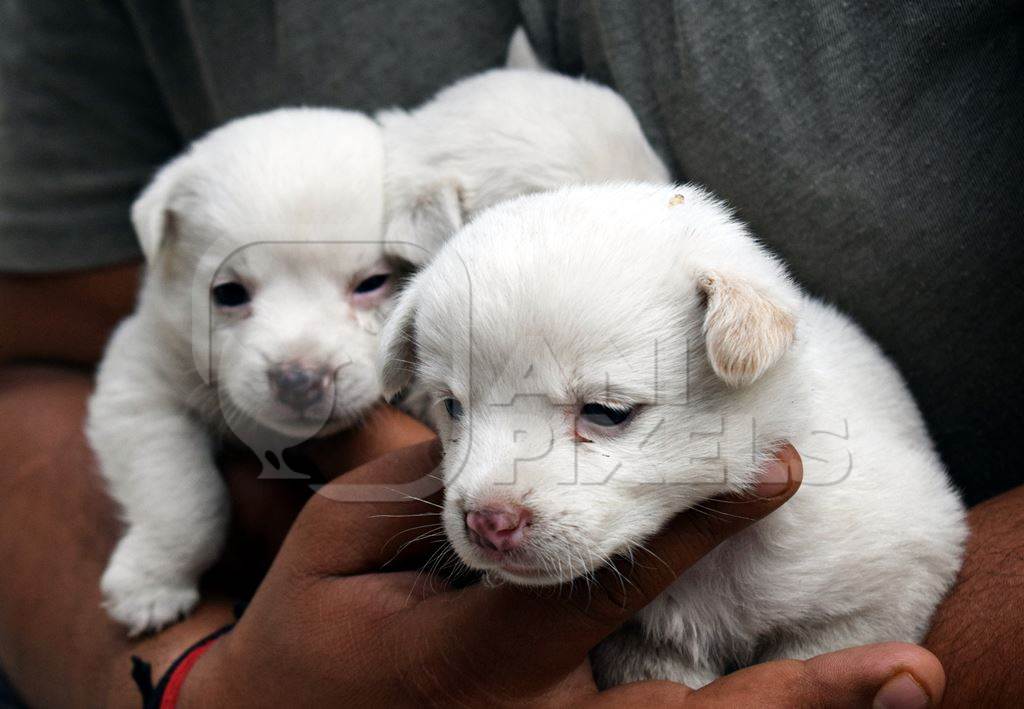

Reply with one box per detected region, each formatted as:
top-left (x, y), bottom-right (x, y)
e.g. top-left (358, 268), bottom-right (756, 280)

top-left (1, 0), bottom-right (1020, 504)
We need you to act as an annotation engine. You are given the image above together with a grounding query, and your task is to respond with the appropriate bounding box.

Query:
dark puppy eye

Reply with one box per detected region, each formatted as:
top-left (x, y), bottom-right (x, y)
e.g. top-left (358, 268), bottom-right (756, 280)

top-left (211, 282), bottom-right (250, 307)
top-left (579, 403), bottom-right (633, 427)
top-left (443, 397), bottom-right (463, 420)
top-left (354, 273), bottom-right (389, 294)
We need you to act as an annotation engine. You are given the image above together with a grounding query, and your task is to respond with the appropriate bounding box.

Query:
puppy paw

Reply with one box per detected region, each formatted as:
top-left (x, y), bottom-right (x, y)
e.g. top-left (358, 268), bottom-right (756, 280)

top-left (101, 562), bottom-right (199, 636)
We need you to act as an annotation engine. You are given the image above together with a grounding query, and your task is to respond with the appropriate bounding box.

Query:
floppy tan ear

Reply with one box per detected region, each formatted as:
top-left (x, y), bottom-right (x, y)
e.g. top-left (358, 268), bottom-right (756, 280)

top-left (131, 155), bottom-right (190, 262)
top-left (377, 279), bottom-right (421, 400)
top-left (384, 180), bottom-right (463, 266)
top-left (699, 272), bottom-right (797, 387)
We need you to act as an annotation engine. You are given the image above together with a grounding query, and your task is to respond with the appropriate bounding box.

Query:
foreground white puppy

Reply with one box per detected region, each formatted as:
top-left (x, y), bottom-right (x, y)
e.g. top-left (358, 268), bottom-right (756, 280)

top-left (378, 183), bottom-right (966, 687)
top-left (88, 108), bottom-right (394, 634)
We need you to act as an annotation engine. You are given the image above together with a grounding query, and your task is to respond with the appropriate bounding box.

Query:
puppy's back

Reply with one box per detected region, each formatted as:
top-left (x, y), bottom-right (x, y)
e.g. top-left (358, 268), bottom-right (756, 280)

top-left (380, 69), bottom-right (670, 219)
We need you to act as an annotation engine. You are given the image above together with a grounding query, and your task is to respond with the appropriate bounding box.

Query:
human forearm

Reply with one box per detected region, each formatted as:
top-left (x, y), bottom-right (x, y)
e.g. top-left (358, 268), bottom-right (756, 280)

top-left (0, 262), bottom-right (139, 365)
top-left (0, 365), bottom-right (235, 706)
top-left (924, 483), bottom-right (1024, 705)
top-left (0, 363), bottom-right (435, 706)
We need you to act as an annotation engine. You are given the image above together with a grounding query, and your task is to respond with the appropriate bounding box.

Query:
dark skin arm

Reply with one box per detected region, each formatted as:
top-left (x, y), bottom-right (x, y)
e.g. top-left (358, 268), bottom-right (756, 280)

top-left (924, 485), bottom-right (1024, 706)
top-left (0, 267), bottom-right (446, 705)
top-left (0, 363), bottom-right (436, 707)
top-left (0, 263), bottom-right (140, 365)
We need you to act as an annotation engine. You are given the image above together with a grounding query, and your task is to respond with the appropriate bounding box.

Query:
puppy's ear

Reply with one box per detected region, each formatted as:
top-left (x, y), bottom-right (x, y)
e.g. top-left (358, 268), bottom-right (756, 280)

top-left (384, 181), bottom-right (463, 266)
top-left (506, 26), bottom-right (545, 71)
top-left (377, 279), bottom-right (421, 400)
top-left (131, 154), bottom-right (190, 262)
top-left (698, 271), bottom-right (797, 387)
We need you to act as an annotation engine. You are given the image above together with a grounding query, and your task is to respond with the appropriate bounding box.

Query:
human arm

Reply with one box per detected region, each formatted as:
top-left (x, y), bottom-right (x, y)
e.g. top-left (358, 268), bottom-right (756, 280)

top-left (0, 364), bottom-right (433, 707)
top-left (924, 484), bottom-right (1024, 706)
top-left (0, 264), bottom-right (140, 365)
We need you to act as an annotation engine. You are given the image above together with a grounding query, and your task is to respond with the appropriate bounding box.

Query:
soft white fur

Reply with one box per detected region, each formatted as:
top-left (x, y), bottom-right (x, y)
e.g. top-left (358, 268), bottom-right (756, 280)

top-left (377, 63), bottom-right (669, 265)
top-left (505, 26), bottom-right (545, 71)
top-left (87, 108), bottom-right (394, 634)
top-left (378, 183), bottom-right (967, 687)
top-left (374, 40), bottom-right (669, 417)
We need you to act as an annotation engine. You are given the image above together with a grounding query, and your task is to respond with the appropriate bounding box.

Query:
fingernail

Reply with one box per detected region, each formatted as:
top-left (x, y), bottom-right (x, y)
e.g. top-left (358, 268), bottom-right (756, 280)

top-left (753, 459), bottom-right (790, 498)
top-left (873, 672), bottom-right (930, 709)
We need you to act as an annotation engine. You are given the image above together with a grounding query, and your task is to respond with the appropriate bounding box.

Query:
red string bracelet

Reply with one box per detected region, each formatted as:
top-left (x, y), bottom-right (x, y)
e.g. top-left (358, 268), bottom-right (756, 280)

top-left (131, 623), bottom-right (234, 709)
top-left (159, 634), bottom-right (221, 709)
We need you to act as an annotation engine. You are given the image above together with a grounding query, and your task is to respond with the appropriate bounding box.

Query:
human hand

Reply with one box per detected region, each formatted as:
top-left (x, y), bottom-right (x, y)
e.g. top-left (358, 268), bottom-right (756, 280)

top-left (211, 403), bottom-right (436, 592)
top-left (183, 442), bottom-right (944, 707)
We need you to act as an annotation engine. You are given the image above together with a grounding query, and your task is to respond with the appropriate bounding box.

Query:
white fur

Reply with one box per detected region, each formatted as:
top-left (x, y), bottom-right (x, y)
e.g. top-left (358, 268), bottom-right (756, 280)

top-left (377, 65), bottom-right (670, 264)
top-left (377, 183), bottom-right (966, 687)
top-left (88, 108), bottom-right (394, 634)
top-left (505, 26), bottom-right (545, 71)
top-left (375, 44), bottom-right (669, 419)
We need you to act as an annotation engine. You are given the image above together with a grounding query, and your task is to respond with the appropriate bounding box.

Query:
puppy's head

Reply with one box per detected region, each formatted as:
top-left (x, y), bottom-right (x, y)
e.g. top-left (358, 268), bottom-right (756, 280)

top-left (378, 183), bottom-right (804, 585)
top-left (135, 108), bottom-right (400, 437)
top-left (378, 68), bottom-right (670, 267)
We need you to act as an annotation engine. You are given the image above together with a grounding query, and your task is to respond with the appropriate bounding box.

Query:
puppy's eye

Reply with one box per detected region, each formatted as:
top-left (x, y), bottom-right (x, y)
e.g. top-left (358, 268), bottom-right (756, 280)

top-left (211, 282), bottom-right (250, 307)
top-left (353, 273), bottom-right (389, 294)
top-left (443, 397), bottom-right (464, 420)
top-left (579, 403), bottom-right (633, 427)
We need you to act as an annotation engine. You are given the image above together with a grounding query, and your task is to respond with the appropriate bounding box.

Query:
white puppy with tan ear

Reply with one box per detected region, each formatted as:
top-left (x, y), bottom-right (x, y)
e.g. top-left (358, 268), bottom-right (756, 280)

top-left (87, 108), bottom-right (398, 635)
top-left (378, 183), bottom-right (966, 688)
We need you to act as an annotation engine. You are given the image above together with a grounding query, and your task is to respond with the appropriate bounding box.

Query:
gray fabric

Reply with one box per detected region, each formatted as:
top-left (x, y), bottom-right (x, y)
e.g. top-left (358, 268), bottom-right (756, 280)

top-left (0, 0), bottom-right (179, 271)
top-left (0, 0), bottom-right (1020, 506)
top-left (0, 0), bottom-right (520, 271)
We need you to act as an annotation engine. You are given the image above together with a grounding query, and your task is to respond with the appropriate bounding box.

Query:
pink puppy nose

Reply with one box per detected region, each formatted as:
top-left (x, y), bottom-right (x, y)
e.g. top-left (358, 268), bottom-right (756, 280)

top-left (465, 505), bottom-right (532, 553)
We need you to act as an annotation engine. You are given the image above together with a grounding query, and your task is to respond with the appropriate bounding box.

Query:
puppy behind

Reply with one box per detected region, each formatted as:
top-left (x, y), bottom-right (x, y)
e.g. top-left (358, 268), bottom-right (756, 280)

top-left (88, 108), bottom-right (396, 634)
top-left (375, 34), bottom-right (670, 418)
top-left (378, 183), bottom-right (966, 687)
top-left (377, 57), bottom-right (670, 264)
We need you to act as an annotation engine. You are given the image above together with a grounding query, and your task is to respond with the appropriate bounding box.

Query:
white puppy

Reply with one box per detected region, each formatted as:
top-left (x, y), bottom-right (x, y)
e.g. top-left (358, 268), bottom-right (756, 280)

top-left (377, 62), bottom-right (669, 265)
top-left (378, 183), bottom-right (966, 687)
top-left (88, 108), bottom-right (395, 634)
